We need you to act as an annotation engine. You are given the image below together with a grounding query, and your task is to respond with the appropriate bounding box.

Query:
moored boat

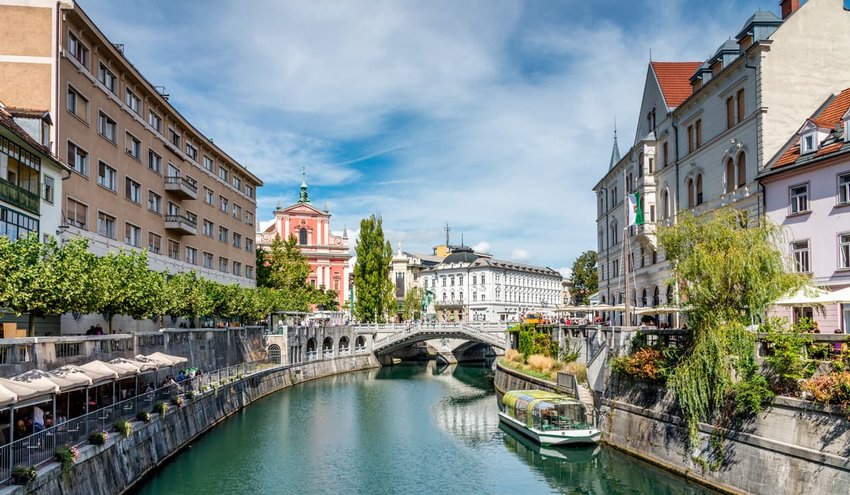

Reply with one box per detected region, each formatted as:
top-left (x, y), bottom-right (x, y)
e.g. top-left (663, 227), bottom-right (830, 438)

top-left (498, 390), bottom-right (600, 446)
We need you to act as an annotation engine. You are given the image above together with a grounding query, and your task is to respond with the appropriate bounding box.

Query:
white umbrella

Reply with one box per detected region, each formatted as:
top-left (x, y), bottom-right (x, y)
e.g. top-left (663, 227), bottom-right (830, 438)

top-left (819, 286), bottom-right (850, 304)
top-left (774, 286), bottom-right (831, 306)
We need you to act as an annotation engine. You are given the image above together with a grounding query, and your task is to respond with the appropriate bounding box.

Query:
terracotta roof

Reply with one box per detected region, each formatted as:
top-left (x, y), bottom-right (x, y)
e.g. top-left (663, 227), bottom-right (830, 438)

top-left (651, 62), bottom-right (702, 109)
top-left (768, 88), bottom-right (850, 171)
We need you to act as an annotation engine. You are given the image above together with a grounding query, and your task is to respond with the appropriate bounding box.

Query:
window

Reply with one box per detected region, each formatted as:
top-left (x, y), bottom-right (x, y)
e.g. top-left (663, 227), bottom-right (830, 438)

top-left (245, 211), bottom-right (254, 225)
top-left (481, 275), bottom-right (485, 284)
top-left (186, 143), bottom-right (198, 161)
top-left (66, 142), bottom-right (88, 176)
top-left (233, 232), bottom-right (242, 248)
top-left (148, 191), bottom-right (162, 213)
top-left (233, 262), bottom-right (241, 277)
top-left (737, 88), bottom-right (745, 123)
top-left (98, 111), bottom-right (116, 143)
top-left (840, 233), bottom-right (850, 269)
top-left (43, 175), bottom-right (54, 204)
top-left (687, 178), bottom-right (695, 208)
top-left (299, 227), bottom-right (308, 245)
top-left (167, 240), bottom-right (180, 260)
top-left (801, 133), bottom-right (816, 154)
top-left (726, 96), bottom-right (735, 129)
top-left (838, 173), bottom-right (850, 205)
top-left (246, 266), bottom-right (254, 279)
top-left (219, 257), bottom-right (228, 273)
top-left (220, 196), bottom-right (228, 213)
top-left (67, 32), bottom-right (88, 67)
top-left (97, 161), bottom-right (116, 191)
top-left (148, 232), bottom-right (161, 254)
top-left (203, 220), bottom-right (214, 237)
top-left (696, 174), bottom-right (703, 205)
top-left (218, 166), bottom-right (228, 181)
top-left (148, 111), bottom-right (162, 133)
top-left (232, 204), bottom-right (242, 219)
top-left (232, 175), bottom-right (242, 190)
top-left (97, 211), bottom-right (116, 239)
top-left (661, 189), bottom-right (670, 219)
top-left (204, 187), bottom-right (214, 205)
top-left (202, 252), bottom-right (214, 269)
top-left (169, 128), bottom-right (180, 148)
top-left (125, 89), bottom-right (141, 114)
top-left (185, 246), bottom-right (198, 265)
top-left (737, 152), bottom-right (746, 187)
top-left (167, 201), bottom-right (179, 216)
top-left (67, 86), bottom-right (88, 121)
top-left (790, 184), bottom-right (809, 214)
top-left (725, 158), bottom-right (735, 193)
top-left (125, 178), bottom-right (141, 203)
top-left (166, 162), bottom-right (179, 178)
top-left (246, 238), bottom-right (254, 252)
top-left (662, 141), bottom-right (668, 168)
top-left (66, 198), bottom-right (87, 229)
top-left (792, 240), bottom-right (810, 273)
top-left (245, 185), bottom-right (254, 198)
top-left (125, 223), bottom-right (141, 247)
top-left (695, 119), bottom-right (702, 148)
top-left (203, 155), bottom-right (214, 172)
top-left (98, 63), bottom-right (117, 93)
top-left (126, 133), bottom-right (141, 160)
top-left (219, 226), bottom-right (229, 242)
top-left (148, 150), bottom-right (162, 174)
top-left (687, 125), bottom-right (694, 153)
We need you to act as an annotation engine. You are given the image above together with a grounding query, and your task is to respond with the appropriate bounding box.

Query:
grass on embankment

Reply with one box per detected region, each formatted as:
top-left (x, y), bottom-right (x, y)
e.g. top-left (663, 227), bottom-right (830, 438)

top-left (500, 349), bottom-right (587, 383)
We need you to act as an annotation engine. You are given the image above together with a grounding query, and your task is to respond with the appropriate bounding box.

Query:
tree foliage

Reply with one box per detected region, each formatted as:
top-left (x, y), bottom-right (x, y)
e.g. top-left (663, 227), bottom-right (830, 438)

top-left (569, 250), bottom-right (598, 305)
top-left (401, 286), bottom-right (424, 321)
top-left (256, 234), bottom-right (315, 311)
top-left (657, 209), bottom-right (804, 447)
top-left (353, 215), bottom-right (395, 323)
top-left (96, 249), bottom-right (165, 332)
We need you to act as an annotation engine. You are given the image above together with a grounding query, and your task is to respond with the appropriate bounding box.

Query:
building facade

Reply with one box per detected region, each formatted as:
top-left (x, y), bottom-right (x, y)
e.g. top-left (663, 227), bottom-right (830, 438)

top-left (0, 0), bottom-right (262, 287)
top-left (389, 243), bottom-right (444, 317)
top-left (421, 246), bottom-right (562, 322)
top-left (594, 0), bottom-right (850, 326)
top-left (760, 88), bottom-right (850, 331)
top-left (257, 180), bottom-right (350, 308)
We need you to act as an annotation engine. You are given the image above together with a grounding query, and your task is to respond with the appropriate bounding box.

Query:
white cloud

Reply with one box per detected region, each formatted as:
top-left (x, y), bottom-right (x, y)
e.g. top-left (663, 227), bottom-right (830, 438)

top-left (558, 267), bottom-right (572, 279)
top-left (510, 248), bottom-right (530, 262)
top-left (472, 241), bottom-right (491, 253)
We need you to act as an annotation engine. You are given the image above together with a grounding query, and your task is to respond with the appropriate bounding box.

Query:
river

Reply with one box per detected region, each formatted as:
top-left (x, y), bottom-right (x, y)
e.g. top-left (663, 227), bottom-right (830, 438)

top-left (133, 362), bottom-right (716, 495)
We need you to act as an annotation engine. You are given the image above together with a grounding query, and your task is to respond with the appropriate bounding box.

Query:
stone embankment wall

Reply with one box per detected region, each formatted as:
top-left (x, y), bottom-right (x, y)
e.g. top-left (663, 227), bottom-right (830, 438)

top-left (5, 355), bottom-right (379, 495)
top-left (493, 361), bottom-right (559, 398)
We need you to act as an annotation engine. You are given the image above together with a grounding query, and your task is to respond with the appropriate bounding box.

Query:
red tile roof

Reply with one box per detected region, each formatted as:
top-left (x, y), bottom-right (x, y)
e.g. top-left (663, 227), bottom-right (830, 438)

top-left (770, 88), bottom-right (850, 171)
top-left (651, 62), bottom-right (702, 109)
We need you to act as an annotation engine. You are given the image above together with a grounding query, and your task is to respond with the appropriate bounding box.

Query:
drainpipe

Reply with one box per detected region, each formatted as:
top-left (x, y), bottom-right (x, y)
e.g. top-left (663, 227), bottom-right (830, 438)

top-left (672, 117), bottom-right (681, 329)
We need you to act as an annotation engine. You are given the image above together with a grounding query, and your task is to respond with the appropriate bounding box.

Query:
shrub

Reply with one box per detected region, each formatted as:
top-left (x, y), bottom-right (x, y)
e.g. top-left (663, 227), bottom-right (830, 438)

top-left (153, 401), bottom-right (169, 416)
top-left (762, 321), bottom-right (815, 394)
top-left (171, 395), bottom-right (185, 407)
top-left (114, 419), bottom-right (133, 437)
top-left (732, 374), bottom-right (775, 416)
top-left (561, 361), bottom-right (588, 384)
top-left (559, 340), bottom-right (581, 363)
top-left (136, 411), bottom-right (152, 423)
top-left (55, 446), bottom-right (79, 478)
top-left (12, 466), bottom-right (36, 485)
top-left (802, 372), bottom-right (850, 413)
top-left (611, 348), bottom-right (665, 381)
top-left (89, 430), bottom-right (109, 445)
top-left (527, 354), bottom-right (555, 374)
top-left (505, 349), bottom-right (523, 363)
top-left (186, 390), bottom-right (196, 402)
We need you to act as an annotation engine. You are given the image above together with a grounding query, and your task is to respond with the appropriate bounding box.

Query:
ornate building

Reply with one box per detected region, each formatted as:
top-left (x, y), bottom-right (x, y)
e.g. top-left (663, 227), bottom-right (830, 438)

top-left (257, 177), bottom-right (350, 308)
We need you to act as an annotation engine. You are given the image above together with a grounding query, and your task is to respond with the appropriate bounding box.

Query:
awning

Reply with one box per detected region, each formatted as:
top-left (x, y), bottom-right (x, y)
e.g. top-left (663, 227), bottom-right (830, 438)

top-left (75, 361), bottom-right (119, 385)
top-left (634, 306), bottom-right (687, 316)
top-left (819, 286), bottom-right (850, 304)
top-left (137, 352), bottom-right (188, 367)
top-left (0, 378), bottom-right (47, 403)
top-left (10, 370), bottom-right (61, 395)
top-left (0, 382), bottom-right (19, 407)
top-left (108, 357), bottom-right (157, 374)
top-left (47, 366), bottom-right (94, 391)
top-left (774, 287), bottom-right (832, 306)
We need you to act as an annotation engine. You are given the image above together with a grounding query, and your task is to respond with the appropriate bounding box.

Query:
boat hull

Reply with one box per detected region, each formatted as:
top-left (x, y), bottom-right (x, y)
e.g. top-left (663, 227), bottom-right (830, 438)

top-left (498, 412), bottom-right (600, 446)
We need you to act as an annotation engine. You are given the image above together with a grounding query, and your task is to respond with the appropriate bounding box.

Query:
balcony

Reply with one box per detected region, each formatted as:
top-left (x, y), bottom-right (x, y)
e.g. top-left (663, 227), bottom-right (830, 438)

top-left (0, 179), bottom-right (39, 214)
top-left (164, 175), bottom-right (198, 200)
top-left (164, 214), bottom-right (197, 235)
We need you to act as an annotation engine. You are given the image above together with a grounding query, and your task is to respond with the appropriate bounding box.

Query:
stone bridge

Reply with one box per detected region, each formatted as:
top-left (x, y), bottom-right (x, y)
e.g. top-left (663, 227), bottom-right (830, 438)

top-left (354, 322), bottom-right (508, 363)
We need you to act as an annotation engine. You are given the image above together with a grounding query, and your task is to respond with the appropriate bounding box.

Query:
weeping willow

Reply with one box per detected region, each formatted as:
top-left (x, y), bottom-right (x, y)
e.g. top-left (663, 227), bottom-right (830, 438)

top-left (658, 209), bottom-right (804, 448)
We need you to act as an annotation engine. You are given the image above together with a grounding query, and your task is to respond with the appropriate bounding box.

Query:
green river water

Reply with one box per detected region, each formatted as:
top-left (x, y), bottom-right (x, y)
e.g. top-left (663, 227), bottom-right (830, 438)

top-left (133, 362), bottom-right (716, 495)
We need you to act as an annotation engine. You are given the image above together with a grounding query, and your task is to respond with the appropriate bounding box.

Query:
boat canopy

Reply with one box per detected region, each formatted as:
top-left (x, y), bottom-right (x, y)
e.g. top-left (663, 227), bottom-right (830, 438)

top-left (502, 390), bottom-right (588, 430)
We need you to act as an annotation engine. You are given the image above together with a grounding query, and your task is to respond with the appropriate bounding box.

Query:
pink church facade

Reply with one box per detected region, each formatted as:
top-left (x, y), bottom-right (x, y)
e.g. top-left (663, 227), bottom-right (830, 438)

top-left (257, 180), bottom-right (351, 308)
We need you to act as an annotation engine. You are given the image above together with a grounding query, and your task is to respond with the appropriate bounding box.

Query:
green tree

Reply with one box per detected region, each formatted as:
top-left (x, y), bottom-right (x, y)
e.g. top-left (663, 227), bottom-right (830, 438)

top-left (314, 288), bottom-right (340, 311)
top-left (256, 235), bottom-right (313, 311)
top-left (401, 287), bottom-right (424, 321)
top-left (95, 249), bottom-right (164, 332)
top-left (163, 272), bottom-right (214, 325)
top-left (353, 215), bottom-right (395, 322)
top-left (569, 250), bottom-right (598, 305)
top-left (657, 209), bottom-right (805, 446)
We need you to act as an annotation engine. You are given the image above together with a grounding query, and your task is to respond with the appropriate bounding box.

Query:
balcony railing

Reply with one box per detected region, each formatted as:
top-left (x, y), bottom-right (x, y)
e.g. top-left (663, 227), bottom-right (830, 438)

top-left (0, 179), bottom-right (39, 214)
top-left (164, 175), bottom-right (198, 199)
top-left (164, 214), bottom-right (197, 235)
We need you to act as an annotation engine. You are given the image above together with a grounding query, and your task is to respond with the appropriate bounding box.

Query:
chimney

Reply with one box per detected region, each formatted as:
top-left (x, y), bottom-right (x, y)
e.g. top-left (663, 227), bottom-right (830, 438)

top-left (780, 0), bottom-right (801, 19)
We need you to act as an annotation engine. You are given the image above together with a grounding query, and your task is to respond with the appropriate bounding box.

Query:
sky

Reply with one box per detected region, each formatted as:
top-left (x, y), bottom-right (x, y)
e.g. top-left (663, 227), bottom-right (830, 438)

top-left (81, 0), bottom-right (766, 276)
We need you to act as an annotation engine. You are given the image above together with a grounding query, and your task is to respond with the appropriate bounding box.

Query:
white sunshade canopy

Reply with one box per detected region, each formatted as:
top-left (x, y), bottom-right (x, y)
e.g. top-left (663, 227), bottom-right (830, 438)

top-left (75, 361), bottom-right (119, 385)
top-left (819, 286), bottom-right (850, 304)
top-left (11, 369), bottom-right (61, 395)
top-left (137, 352), bottom-right (188, 367)
top-left (0, 378), bottom-right (47, 404)
top-left (0, 382), bottom-right (19, 407)
top-left (634, 306), bottom-right (687, 316)
top-left (774, 286), bottom-right (832, 306)
top-left (108, 357), bottom-right (157, 374)
top-left (48, 366), bottom-right (94, 391)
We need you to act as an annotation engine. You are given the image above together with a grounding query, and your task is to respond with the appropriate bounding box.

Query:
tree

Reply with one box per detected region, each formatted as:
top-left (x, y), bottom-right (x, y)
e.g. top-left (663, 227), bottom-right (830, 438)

top-left (256, 235), bottom-right (313, 311)
top-left (353, 215), bottom-right (395, 322)
top-left (569, 250), bottom-right (598, 305)
top-left (314, 289), bottom-right (339, 311)
top-left (657, 209), bottom-right (805, 447)
top-left (163, 272), bottom-right (214, 325)
top-left (401, 287), bottom-right (424, 321)
top-left (95, 249), bottom-right (164, 332)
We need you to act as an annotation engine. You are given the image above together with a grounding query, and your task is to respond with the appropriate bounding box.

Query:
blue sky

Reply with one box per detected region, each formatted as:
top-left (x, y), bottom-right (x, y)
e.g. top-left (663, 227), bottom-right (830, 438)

top-left (81, 0), bottom-right (765, 274)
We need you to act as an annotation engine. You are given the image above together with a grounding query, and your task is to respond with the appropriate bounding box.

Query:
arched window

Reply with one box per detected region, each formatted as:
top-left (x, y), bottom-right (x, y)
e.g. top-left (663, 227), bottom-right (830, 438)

top-left (355, 335), bottom-right (366, 351)
top-left (661, 189), bottom-right (670, 219)
top-left (653, 286), bottom-right (660, 306)
top-left (299, 227), bottom-right (308, 245)
top-left (666, 284), bottom-right (673, 304)
top-left (306, 338), bottom-right (317, 353)
top-left (442, 291), bottom-right (447, 302)
top-left (267, 344), bottom-right (281, 364)
top-left (737, 152), bottom-right (746, 187)
top-left (641, 288), bottom-right (647, 307)
top-left (725, 158), bottom-right (735, 193)
top-left (638, 152), bottom-right (644, 178)
top-left (459, 290), bottom-right (464, 301)
top-left (450, 290), bottom-right (455, 301)
top-left (696, 174), bottom-right (703, 205)
top-left (687, 178), bottom-right (695, 208)
top-left (338, 336), bottom-right (350, 353)
top-left (601, 295), bottom-right (607, 304)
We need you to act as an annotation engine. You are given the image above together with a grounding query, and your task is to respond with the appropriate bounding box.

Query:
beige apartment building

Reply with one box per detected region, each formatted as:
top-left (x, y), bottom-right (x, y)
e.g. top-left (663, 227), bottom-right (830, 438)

top-left (0, 1), bottom-right (262, 291)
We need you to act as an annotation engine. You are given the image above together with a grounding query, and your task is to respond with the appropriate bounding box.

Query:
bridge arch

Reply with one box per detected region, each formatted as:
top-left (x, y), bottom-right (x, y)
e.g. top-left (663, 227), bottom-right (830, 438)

top-left (355, 335), bottom-right (366, 351)
top-left (306, 338), bottom-right (317, 354)
top-left (370, 323), bottom-right (507, 357)
top-left (322, 337), bottom-right (333, 356)
top-left (339, 336), bottom-right (350, 354)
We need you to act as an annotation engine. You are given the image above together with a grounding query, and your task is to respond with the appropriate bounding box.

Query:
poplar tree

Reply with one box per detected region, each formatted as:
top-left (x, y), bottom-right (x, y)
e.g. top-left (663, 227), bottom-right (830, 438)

top-left (569, 250), bottom-right (598, 305)
top-left (353, 215), bottom-right (395, 323)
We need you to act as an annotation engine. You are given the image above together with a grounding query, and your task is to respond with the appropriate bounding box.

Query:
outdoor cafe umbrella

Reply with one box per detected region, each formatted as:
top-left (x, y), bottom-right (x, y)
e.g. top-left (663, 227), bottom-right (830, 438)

top-left (138, 352), bottom-right (189, 367)
top-left (108, 357), bottom-right (158, 374)
top-left (12, 369), bottom-right (65, 395)
top-left (774, 286), bottom-right (831, 306)
top-left (0, 378), bottom-right (43, 404)
top-left (48, 366), bottom-right (95, 392)
top-left (634, 305), bottom-right (687, 316)
top-left (818, 286), bottom-right (850, 304)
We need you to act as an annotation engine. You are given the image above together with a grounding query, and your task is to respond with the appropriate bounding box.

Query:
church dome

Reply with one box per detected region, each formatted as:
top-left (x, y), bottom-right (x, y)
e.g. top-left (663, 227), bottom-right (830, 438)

top-left (443, 246), bottom-right (477, 264)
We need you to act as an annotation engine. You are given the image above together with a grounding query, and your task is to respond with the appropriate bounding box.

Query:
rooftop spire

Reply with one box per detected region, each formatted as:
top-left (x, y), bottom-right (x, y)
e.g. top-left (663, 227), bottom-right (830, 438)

top-left (298, 166), bottom-right (310, 203)
top-left (608, 121), bottom-right (621, 170)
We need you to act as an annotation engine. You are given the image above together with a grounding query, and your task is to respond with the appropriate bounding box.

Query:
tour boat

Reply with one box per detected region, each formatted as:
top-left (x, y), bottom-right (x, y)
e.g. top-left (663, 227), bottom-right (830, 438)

top-left (498, 390), bottom-right (600, 446)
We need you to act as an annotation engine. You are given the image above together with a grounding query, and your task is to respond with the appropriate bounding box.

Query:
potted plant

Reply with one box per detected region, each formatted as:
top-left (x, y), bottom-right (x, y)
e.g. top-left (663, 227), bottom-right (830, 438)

top-left (154, 401), bottom-right (168, 415)
top-left (114, 419), bottom-right (133, 437)
top-left (89, 430), bottom-right (109, 445)
top-left (11, 466), bottom-right (36, 485)
top-left (186, 390), bottom-right (196, 402)
top-left (136, 411), bottom-right (152, 423)
top-left (55, 446), bottom-right (80, 478)
top-left (170, 395), bottom-right (185, 407)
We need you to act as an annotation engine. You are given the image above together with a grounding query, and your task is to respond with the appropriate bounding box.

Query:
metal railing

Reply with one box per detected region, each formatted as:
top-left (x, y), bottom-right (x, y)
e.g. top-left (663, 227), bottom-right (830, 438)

top-left (164, 175), bottom-right (198, 193)
top-left (0, 360), bottom-right (271, 485)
